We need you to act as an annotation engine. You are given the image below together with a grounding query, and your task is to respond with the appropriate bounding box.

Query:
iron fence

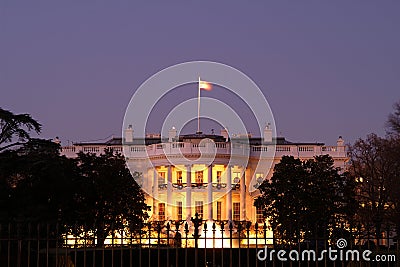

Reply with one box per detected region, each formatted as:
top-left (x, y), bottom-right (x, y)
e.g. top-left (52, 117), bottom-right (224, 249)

top-left (0, 219), bottom-right (399, 267)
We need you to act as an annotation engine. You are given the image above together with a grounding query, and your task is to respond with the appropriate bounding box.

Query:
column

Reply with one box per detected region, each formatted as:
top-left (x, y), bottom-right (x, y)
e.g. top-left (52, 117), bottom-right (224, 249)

top-left (207, 164), bottom-right (213, 221)
top-left (226, 165), bottom-right (232, 221)
top-left (240, 166), bottom-right (246, 220)
top-left (145, 167), bottom-right (152, 193)
top-left (153, 168), bottom-right (159, 219)
top-left (186, 164), bottom-right (192, 220)
top-left (167, 165), bottom-right (172, 220)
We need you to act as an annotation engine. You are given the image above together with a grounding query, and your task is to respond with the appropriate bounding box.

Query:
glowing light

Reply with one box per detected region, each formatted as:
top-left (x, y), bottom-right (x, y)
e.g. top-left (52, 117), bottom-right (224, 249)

top-left (198, 221), bottom-right (230, 248)
top-left (199, 81), bottom-right (212, 91)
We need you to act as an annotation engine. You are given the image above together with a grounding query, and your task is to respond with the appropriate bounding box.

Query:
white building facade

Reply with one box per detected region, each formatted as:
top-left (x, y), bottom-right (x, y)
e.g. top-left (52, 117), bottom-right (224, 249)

top-left (61, 126), bottom-right (348, 225)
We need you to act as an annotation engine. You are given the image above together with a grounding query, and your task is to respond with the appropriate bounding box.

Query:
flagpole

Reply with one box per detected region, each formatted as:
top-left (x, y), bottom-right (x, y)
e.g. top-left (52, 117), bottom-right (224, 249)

top-left (197, 76), bottom-right (201, 134)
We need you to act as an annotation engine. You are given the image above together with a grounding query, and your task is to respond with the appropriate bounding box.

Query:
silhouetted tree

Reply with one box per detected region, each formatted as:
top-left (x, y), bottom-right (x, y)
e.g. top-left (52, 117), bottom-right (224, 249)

top-left (385, 100), bottom-right (400, 241)
top-left (385, 137), bottom-right (400, 242)
top-left (0, 138), bottom-right (76, 222)
top-left (0, 132), bottom-right (150, 248)
top-left (349, 134), bottom-right (398, 244)
top-left (68, 149), bottom-right (150, 246)
top-left (386, 100), bottom-right (400, 135)
top-left (255, 155), bottom-right (355, 244)
top-left (0, 108), bottom-right (41, 151)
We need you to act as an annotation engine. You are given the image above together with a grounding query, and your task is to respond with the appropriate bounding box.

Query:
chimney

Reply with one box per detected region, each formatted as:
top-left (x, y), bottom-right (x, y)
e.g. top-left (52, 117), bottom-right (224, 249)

top-left (263, 123), bottom-right (272, 143)
top-left (124, 125), bottom-right (133, 143)
top-left (168, 127), bottom-right (177, 142)
top-left (337, 136), bottom-right (344, 147)
top-left (220, 128), bottom-right (229, 141)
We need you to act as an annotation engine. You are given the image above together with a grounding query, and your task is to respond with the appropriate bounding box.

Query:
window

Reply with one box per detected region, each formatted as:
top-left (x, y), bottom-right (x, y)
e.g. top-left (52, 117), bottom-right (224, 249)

top-left (256, 206), bottom-right (264, 223)
top-left (233, 202), bottom-right (240, 221)
top-left (195, 171), bottom-right (203, 184)
top-left (177, 201), bottom-right (182, 221)
top-left (216, 201), bottom-right (222, 221)
top-left (158, 203), bottom-right (165, 221)
top-left (158, 172), bottom-right (166, 185)
top-left (176, 171), bottom-right (182, 185)
top-left (195, 201), bottom-right (203, 218)
top-left (216, 171), bottom-right (222, 184)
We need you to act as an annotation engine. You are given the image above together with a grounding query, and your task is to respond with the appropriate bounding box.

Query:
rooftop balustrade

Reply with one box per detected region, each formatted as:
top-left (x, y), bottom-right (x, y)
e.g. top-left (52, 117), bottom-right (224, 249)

top-left (61, 142), bottom-right (347, 161)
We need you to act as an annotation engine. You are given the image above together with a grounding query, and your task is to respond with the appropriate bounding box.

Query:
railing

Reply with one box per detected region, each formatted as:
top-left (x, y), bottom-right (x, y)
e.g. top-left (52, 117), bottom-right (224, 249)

top-left (162, 183), bottom-right (233, 190)
top-left (190, 183), bottom-right (208, 189)
top-left (60, 146), bottom-right (76, 153)
top-left (82, 146), bottom-right (100, 153)
top-left (322, 146), bottom-right (338, 152)
top-left (172, 183), bottom-right (187, 189)
top-left (212, 183), bottom-right (227, 189)
top-left (62, 143), bottom-right (348, 161)
top-left (275, 146), bottom-right (290, 152)
top-left (158, 184), bottom-right (168, 190)
top-left (1, 220), bottom-right (398, 267)
top-left (252, 146), bottom-right (268, 152)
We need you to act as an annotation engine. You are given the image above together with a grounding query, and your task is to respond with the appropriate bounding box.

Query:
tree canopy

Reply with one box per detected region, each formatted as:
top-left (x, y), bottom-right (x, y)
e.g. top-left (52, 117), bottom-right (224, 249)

top-left (350, 133), bottom-right (400, 243)
top-left (386, 100), bottom-right (400, 135)
top-left (255, 155), bottom-right (356, 244)
top-left (0, 107), bottom-right (42, 151)
top-left (68, 149), bottom-right (150, 245)
top-left (0, 140), bottom-right (150, 245)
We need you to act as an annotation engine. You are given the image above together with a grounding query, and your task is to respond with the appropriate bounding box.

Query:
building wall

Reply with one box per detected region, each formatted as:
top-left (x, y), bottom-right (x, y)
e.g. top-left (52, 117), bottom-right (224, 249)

top-left (61, 137), bottom-right (348, 224)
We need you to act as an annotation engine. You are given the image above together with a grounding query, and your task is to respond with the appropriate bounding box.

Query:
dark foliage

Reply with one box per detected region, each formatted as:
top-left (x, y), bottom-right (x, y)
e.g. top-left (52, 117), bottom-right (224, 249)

top-left (349, 134), bottom-right (400, 243)
top-left (0, 141), bottom-right (149, 245)
top-left (67, 149), bottom-right (150, 246)
top-left (386, 101), bottom-right (400, 136)
top-left (0, 107), bottom-right (42, 151)
top-left (255, 155), bottom-right (356, 244)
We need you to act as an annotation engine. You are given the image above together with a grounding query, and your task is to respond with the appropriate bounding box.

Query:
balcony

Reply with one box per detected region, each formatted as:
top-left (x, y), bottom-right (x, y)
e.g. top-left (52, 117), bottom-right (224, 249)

top-left (158, 184), bottom-right (167, 190)
top-left (172, 183), bottom-right (187, 189)
top-left (191, 183), bottom-right (207, 189)
top-left (212, 183), bottom-right (227, 190)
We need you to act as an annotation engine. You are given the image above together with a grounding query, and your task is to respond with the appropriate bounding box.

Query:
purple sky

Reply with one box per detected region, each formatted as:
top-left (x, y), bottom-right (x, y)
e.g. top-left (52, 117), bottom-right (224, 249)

top-left (1, 1), bottom-right (400, 146)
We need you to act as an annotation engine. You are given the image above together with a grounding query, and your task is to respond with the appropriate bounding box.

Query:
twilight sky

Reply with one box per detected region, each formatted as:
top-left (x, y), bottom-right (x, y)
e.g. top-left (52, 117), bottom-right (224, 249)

top-left (1, 1), bottom-right (399, 146)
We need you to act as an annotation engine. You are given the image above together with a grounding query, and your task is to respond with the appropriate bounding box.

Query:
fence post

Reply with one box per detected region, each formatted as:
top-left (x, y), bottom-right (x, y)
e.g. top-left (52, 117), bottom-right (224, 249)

top-left (246, 221), bottom-right (251, 267)
top-left (166, 222), bottom-right (170, 267)
top-left (191, 213), bottom-right (202, 249)
top-left (204, 221), bottom-right (208, 246)
top-left (255, 222), bottom-right (258, 267)
top-left (220, 221), bottom-right (225, 267)
top-left (175, 221), bottom-right (181, 267)
top-left (156, 223), bottom-right (161, 267)
top-left (184, 222), bottom-right (189, 267)
top-left (148, 222), bottom-right (151, 267)
top-left (184, 222), bottom-right (189, 248)
top-left (212, 222), bottom-right (216, 265)
top-left (263, 222), bottom-right (267, 249)
top-left (229, 221), bottom-right (233, 267)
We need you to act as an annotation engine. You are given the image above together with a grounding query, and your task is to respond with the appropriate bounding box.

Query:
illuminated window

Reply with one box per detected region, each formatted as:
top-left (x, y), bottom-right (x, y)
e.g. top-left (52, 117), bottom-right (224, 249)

top-left (256, 206), bottom-right (264, 223)
top-left (176, 171), bottom-right (182, 184)
top-left (216, 171), bottom-right (222, 184)
top-left (158, 203), bottom-right (165, 221)
top-left (233, 202), bottom-right (240, 221)
top-left (176, 201), bottom-right (182, 221)
top-left (195, 171), bottom-right (203, 184)
top-left (158, 172), bottom-right (166, 185)
top-left (216, 201), bottom-right (222, 221)
top-left (195, 201), bottom-right (203, 218)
